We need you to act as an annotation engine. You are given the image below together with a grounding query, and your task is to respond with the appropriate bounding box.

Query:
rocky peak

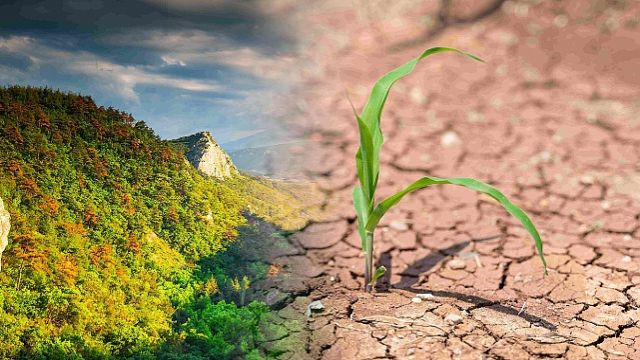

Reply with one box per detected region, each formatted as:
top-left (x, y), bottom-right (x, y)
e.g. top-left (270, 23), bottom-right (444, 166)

top-left (173, 131), bottom-right (237, 179)
top-left (0, 196), bottom-right (10, 272)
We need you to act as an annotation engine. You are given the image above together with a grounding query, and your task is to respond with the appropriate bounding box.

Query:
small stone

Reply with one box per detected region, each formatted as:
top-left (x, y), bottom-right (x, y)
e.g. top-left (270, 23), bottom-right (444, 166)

top-left (448, 259), bottom-right (466, 270)
top-left (467, 110), bottom-right (485, 123)
top-left (411, 297), bottom-right (423, 303)
top-left (416, 293), bottom-right (434, 300)
top-left (539, 151), bottom-right (552, 162)
top-left (445, 313), bottom-right (463, 325)
top-left (580, 175), bottom-right (595, 185)
top-left (554, 14), bottom-right (569, 28)
top-left (622, 256), bottom-right (632, 263)
top-left (409, 87), bottom-right (427, 105)
top-left (441, 131), bottom-right (461, 147)
top-left (389, 220), bottom-right (409, 232)
top-left (306, 300), bottom-right (325, 318)
top-left (552, 131), bottom-right (564, 143)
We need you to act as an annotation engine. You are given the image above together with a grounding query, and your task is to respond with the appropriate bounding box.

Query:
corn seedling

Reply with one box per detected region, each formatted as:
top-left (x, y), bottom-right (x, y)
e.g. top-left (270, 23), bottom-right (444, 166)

top-left (352, 47), bottom-right (547, 292)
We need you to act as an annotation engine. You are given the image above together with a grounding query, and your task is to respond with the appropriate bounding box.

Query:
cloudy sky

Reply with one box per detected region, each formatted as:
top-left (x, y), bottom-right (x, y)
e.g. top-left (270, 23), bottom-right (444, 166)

top-left (0, 0), bottom-right (298, 145)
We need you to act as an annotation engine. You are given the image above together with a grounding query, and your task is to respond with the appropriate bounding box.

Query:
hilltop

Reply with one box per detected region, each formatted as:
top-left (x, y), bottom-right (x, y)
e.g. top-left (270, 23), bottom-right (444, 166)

top-left (171, 131), bottom-right (321, 231)
top-left (0, 86), bottom-right (317, 359)
top-left (171, 131), bottom-right (238, 179)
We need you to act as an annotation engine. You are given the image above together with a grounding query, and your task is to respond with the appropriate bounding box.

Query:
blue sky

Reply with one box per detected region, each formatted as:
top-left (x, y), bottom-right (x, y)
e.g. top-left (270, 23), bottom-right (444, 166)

top-left (0, 0), bottom-right (298, 146)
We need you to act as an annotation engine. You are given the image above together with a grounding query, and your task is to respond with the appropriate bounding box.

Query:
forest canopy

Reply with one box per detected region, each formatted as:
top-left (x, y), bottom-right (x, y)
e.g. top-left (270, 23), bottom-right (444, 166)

top-left (0, 86), bottom-right (287, 359)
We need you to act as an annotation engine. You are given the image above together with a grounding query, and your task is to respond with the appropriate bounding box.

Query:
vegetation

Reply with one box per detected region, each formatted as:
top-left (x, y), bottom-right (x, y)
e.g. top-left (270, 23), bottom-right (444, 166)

top-left (352, 48), bottom-right (547, 291)
top-left (227, 176), bottom-right (322, 231)
top-left (0, 86), bottom-right (288, 359)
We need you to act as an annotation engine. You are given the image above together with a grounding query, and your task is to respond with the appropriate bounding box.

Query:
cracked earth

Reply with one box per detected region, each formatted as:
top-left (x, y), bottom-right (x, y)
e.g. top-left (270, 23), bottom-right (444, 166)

top-left (256, 1), bottom-right (640, 359)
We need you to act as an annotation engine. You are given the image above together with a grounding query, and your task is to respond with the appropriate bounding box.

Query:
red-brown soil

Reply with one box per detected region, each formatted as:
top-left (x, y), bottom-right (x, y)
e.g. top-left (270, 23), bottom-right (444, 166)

top-left (258, 1), bottom-right (640, 358)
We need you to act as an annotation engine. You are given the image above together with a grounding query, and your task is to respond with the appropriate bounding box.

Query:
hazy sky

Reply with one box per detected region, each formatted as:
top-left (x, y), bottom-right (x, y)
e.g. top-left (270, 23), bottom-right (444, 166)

top-left (0, 0), bottom-right (297, 145)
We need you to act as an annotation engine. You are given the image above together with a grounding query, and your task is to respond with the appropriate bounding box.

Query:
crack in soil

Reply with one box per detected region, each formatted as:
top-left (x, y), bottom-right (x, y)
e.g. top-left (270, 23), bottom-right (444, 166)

top-left (254, 1), bottom-right (640, 358)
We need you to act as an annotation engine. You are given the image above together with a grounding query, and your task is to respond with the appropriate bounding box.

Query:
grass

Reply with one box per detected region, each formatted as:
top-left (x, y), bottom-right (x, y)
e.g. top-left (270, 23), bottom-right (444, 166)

top-left (351, 47), bottom-right (547, 292)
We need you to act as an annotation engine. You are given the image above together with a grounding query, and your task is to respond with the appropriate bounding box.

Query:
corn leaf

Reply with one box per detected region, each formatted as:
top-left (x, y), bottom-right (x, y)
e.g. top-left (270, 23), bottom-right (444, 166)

top-left (355, 115), bottom-right (376, 203)
top-left (352, 185), bottom-right (368, 248)
top-left (368, 265), bottom-right (387, 286)
top-left (357, 47), bottom-right (483, 204)
top-left (366, 176), bottom-right (548, 273)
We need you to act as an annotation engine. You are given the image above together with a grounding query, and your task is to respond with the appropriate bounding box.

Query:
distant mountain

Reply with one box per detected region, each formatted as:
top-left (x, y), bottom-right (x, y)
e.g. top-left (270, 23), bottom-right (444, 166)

top-left (229, 141), bottom-right (307, 179)
top-left (221, 129), bottom-right (292, 152)
top-left (171, 132), bottom-right (319, 228)
top-left (171, 131), bottom-right (238, 179)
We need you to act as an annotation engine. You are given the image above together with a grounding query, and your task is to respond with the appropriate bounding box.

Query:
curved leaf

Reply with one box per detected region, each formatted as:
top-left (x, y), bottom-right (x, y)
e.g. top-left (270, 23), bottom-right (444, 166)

top-left (366, 176), bottom-right (547, 273)
top-left (355, 115), bottom-right (375, 203)
top-left (356, 47), bottom-right (484, 200)
top-left (369, 266), bottom-right (387, 286)
top-left (352, 185), bottom-right (368, 248)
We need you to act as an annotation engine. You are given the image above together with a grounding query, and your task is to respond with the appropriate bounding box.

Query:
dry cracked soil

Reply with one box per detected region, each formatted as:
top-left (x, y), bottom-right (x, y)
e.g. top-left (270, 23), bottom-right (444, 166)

top-left (254, 1), bottom-right (640, 359)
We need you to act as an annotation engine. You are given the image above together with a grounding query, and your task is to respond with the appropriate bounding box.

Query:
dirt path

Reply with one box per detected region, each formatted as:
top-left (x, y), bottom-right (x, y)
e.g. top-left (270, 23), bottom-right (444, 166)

top-left (258, 1), bottom-right (640, 358)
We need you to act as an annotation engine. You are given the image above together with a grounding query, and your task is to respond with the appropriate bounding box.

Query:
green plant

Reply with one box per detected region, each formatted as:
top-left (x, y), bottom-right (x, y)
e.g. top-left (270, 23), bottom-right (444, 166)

top-left (352, 47), bottom-right (547, 292)
top-left (0, 86), bottom-right (289, 359)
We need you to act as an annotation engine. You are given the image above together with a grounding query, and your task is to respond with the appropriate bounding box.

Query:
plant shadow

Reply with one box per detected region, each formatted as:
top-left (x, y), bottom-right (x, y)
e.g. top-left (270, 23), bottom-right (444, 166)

top-left (375, 234), bottom-right (557, 331)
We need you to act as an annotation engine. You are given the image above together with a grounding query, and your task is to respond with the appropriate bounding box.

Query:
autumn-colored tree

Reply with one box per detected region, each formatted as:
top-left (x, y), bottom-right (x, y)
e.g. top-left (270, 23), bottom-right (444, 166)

top-left (37, 109), bottom-right (51, 129)
top-left (130, 137), bottom-right (142, 151)
top-left (7, 159), bottom-right (23, 178)
top-left (126, 233), bottom-right (141, 255)
top-left (20, 178), bottom-right (40, 197)
top-left (77, 174), bottom-right (86, 189)
top-left (159, 147), bottom-right (173, 163)
top-left (38, 195), bottom-right (60, 215)
top-left (84, 207), bottom-right (98, 226)
top-left (89, 244), bottom-right (115, 268)
top-left (4, 124), bottom-right (24, 145)
top-left (13, 233), bottom-right (49, 273)
top-left (55, 255), bottom-right (79, 285)
top-left (60, 221), bottom-right (88, 237)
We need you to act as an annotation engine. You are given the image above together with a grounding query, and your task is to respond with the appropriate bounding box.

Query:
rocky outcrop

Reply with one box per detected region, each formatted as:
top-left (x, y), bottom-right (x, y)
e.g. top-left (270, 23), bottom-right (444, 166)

top-left (0, 196), bottom-right (10, 271)
top-left (172, 131), bottom-right (238, 179)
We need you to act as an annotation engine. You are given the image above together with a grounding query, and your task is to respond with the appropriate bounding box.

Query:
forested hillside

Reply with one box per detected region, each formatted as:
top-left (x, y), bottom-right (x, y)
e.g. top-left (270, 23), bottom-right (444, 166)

top-left (0, 86), bottom-right (288, 359)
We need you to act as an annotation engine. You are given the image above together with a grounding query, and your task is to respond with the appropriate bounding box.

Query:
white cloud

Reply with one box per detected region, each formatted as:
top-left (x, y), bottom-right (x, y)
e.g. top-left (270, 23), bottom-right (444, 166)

top-left (0, 36), bottom-right (33, 52)
top-left (160, 55), bottom-right (186, 66)
top-left (0, 35), bottom-right (222, 102)
top-left (104, 30), bottom-right (219, 52)
top-left (200, 47), bottom-right (296, 80)
top-left (104, 30), bottom-right (297, 80)
top-left (73, 60), bottom-right (222, 101)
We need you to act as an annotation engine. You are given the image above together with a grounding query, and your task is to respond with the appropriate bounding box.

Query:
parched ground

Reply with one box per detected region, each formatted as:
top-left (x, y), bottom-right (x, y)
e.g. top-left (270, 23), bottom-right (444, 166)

top-left (257, 1), bottom-right (640, 359)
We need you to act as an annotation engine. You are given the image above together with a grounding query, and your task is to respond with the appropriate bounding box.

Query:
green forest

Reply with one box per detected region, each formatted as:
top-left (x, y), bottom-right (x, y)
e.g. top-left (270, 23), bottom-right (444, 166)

top-left (0, 86), bottom-right (307, 359)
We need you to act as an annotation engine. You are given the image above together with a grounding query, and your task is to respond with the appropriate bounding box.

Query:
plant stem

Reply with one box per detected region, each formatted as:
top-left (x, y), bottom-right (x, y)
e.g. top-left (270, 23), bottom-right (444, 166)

top-left (364, 231), bottom-right (374, 292)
